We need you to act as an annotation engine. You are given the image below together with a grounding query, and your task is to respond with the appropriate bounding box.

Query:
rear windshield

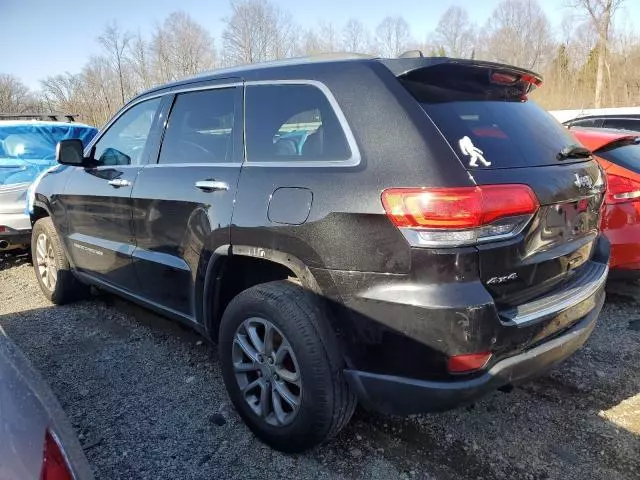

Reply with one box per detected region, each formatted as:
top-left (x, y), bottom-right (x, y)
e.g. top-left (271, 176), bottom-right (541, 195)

top-left (400, 66), bottom-right (578, 169)
top-left (597, 143), bottom-right (640, 173)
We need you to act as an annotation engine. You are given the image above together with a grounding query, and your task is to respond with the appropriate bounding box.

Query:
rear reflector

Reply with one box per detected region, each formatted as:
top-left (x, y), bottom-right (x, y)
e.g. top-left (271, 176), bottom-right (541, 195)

top-left (448, 352), bottom-right (492, 373)
top-left (607, 174), bottom-right (640, 204)
top-left (40, 430), bottom-right (73, 480)
top-left (382, 185), bottom-right (539, 247)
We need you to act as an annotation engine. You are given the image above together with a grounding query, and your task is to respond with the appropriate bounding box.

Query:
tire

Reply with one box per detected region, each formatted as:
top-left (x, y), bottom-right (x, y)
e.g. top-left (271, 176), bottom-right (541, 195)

top-left (219, 280), bottom-right (356, 452)
top-left (31, 217), bottom-right (89, 304)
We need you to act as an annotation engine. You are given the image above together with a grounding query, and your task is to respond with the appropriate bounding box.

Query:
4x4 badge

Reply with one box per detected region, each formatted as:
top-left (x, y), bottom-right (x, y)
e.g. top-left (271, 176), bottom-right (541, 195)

top-left (459, 136), bottom-right (491, 167)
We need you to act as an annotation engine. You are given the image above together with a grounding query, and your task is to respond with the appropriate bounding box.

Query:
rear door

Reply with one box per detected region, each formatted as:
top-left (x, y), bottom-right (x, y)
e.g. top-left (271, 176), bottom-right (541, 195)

top-left (400, 63), bottom-right (606, 308)
top-left (61, 97), bottom-right (163, 290)
top-left (131, 84), bottom-right (243, 318)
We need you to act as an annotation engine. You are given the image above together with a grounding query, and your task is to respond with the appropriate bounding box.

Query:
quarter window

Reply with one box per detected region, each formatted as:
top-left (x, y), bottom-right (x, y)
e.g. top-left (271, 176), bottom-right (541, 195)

top-left (92, 97), bottom-right (161, 166)
top-left (159, 88), bottom-right (236, 164)
top-left (245, 84), bottom-right (351, 163)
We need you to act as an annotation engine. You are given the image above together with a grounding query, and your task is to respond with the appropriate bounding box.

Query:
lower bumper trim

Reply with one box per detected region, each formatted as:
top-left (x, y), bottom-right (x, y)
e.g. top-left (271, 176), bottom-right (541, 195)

top-left (344, 293), bottom-right (603, 415)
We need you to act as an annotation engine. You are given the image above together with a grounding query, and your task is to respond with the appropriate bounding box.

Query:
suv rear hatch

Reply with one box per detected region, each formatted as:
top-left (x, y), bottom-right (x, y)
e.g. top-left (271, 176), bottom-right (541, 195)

top-left (394, 59), bottom-right (606, 309)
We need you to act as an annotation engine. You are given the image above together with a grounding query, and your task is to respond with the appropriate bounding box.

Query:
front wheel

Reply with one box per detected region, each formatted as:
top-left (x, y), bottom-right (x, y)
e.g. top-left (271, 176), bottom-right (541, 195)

top-left (219, 281), bottom-right (356, 452)
top-left (31, 217), bottom-right (89, 304)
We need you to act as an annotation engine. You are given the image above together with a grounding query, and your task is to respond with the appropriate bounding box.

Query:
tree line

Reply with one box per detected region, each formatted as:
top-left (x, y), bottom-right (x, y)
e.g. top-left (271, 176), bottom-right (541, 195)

top-left (0, 0), bottom-right (635, 126)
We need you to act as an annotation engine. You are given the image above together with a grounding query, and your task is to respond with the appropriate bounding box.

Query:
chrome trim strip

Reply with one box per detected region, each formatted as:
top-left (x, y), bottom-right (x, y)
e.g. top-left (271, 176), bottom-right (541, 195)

top-left (506, 264), bottom-right (608, 326)
top-left (144, 162), bottom-right (242, 168)
top-left (243, 79), bottom-right (361, 168)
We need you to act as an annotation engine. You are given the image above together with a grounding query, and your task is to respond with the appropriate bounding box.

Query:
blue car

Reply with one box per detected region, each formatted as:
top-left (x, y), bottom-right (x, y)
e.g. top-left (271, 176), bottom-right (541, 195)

top-left (0, 119), bottom-right (97, 250)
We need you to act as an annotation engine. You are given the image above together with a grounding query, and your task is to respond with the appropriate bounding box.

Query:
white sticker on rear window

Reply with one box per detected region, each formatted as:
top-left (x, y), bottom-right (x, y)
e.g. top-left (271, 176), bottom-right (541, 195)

top-left (459, 136), bottom-right (491, 167)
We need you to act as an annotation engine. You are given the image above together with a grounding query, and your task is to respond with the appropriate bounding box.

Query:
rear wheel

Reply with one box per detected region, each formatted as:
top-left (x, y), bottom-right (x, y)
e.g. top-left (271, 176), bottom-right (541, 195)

top-left (31, 217), bottom-right (89, 304)
top-left (219, 280), bottom-right (356, 452)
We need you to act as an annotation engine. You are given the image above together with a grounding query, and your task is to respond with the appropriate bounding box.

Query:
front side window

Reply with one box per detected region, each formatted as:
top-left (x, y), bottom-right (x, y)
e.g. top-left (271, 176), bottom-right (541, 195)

top-left (245, 84), bottom-right (351, 163)
top-left (159, 88), bottom-right (236, 165)
top-left (92, 97), bottom-right (161, 166)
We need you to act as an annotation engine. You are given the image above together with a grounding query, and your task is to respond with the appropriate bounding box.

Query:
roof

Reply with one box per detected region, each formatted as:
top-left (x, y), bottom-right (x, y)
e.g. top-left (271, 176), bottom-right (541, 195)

top-left (570, 127), bottom-right (640, 152)
top-left (137, 54), bottom-right (543, 100)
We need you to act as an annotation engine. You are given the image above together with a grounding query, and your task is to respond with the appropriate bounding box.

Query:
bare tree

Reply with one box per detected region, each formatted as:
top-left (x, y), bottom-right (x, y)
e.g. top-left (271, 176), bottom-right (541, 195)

top-left (376, 16), bottom-right (412, 57)
top-left (222, 0), bottom-right (296, 65)
top-left (151, 12), bottom-right (216, 81)
top-left (482, 0), bottom-right (553, 70)
top-left (98, 22), bottom-right (133, 104)
top-left (342, 18), bottom-right (371, 53)
top-left (128, 32), bottom-right (153, 91)
top-left (566, 0), bottom-right (626, 107)
top-left (0, 74), bottom-right (33, 113)
top-left (432, 6), bottom-right (476, 58)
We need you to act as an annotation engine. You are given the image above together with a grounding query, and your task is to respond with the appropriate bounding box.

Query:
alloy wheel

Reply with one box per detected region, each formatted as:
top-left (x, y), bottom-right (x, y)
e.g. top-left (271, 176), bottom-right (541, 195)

top-left (35, 233), bottom-right (57, 291)
top-left (232, 317), bottom-right (302, 427)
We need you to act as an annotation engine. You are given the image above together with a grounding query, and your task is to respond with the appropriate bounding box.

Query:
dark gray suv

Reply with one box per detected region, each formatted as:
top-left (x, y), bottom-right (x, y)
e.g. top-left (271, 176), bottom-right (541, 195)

top-left (31, 55), bottom-right (609, 452)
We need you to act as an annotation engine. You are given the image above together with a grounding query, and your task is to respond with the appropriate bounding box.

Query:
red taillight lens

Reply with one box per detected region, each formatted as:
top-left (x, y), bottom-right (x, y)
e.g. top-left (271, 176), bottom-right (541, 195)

top-left (382, 185), bottom-right (538, 229)
top-left (448, 352), bottom-right (492, 373)
top-left (40, 430), bottom-right (73, 480)
top-left (606, 174), bottom-right (640, 204)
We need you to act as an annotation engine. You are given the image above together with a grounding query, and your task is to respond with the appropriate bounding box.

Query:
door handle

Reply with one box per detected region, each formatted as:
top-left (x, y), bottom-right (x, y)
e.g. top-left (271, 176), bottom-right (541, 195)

top-left (108, 178), bottom-right (132, 188)
top-left (195, 180), bottom-right (229, 192)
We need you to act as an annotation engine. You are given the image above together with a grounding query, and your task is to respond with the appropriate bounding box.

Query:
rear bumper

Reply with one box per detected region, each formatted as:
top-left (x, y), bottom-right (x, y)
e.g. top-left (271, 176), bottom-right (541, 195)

top-left (0, 212), bottom-right (31, 247)
top-left (345, 292), bottom-right (604, 414)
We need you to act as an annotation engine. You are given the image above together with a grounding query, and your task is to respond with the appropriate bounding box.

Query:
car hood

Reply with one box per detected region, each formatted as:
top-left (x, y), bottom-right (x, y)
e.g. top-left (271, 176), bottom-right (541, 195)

top-left (0, 157), bottom-right (57, 188)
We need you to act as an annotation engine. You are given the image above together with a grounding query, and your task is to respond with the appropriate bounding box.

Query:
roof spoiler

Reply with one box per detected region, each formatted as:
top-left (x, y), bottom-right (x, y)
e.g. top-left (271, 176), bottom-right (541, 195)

top-left (379, 57), bottom-right (543, 92)
top-left (0, 113), bottom-right (76, 122)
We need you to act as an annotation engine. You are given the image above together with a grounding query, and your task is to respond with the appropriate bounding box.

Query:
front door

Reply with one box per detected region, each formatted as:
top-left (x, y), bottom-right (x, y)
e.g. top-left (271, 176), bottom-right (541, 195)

top-left (131, 84), bottom-right (243, 318)
top-left (61, 97), bottom-right (163, 290)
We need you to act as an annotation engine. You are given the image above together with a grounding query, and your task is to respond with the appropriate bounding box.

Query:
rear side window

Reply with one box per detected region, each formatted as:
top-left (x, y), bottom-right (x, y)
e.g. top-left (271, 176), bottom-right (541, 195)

top-left (245, 84), bottom-right (351, 163)
top-left (159, 88), bottom-right (236, 164)
top-left (400, 65), bottom-right (577, 169)
top-left (597, 143), bottom-right (640, 173)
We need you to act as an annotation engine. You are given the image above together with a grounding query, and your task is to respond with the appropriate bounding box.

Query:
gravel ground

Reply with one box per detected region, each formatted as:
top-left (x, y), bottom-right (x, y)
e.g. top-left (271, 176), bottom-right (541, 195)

top-left (1, 255), bottom-right (639, 480)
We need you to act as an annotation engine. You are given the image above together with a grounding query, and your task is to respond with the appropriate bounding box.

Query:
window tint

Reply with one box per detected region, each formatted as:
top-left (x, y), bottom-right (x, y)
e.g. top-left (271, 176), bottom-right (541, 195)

top-left (598, 143), bottom-right (640, 174)
top-left (159, 88), bottom-right (236, 164)
top-left (602, 118), bottom-right (640, 131)
top-left (245, 84), bottom-right (351, 162)
top-left (401, 71), bottom-right (578, 169)
top-left (93, 98), bottom-right (161, 166)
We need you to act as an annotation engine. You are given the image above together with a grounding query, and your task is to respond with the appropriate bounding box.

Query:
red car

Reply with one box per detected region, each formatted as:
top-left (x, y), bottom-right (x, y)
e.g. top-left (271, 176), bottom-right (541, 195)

top-left (571, 128), bottom-right (640, 276)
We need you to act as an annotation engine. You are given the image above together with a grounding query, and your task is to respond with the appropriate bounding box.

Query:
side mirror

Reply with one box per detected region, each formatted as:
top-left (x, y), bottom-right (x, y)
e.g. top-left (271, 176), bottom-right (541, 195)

top-left (56, 139), bottom-right (85, 166)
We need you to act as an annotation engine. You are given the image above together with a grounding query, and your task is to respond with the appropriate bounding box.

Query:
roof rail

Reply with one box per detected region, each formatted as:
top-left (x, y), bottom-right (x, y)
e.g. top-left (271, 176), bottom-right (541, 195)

top-left (0, 113), bottom-right (76, 122)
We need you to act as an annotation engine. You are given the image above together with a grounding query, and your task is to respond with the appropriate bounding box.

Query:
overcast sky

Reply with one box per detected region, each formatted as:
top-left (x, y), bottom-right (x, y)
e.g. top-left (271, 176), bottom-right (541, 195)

top-left (2, 0), bottom-right (638, 89)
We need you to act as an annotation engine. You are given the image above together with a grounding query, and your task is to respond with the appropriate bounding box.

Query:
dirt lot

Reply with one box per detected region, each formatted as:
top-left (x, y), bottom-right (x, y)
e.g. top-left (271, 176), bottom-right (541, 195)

top-left (1, 255), bottom-right (639, 480)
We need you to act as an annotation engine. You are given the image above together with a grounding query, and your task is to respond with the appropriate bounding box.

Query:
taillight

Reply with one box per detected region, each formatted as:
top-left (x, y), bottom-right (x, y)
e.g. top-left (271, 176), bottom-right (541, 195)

top-left (606, 174), bottom-right (640, 204)
top-left (382, 185), bottom-right (539, 247)
top-left (448, 352), bottom-right (492, 373)
top-left (40, 429), bottom-right (74, 480)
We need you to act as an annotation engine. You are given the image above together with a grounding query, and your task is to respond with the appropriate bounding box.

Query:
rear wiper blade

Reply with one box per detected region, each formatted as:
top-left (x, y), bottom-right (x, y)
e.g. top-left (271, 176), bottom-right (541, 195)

top-left (557, 144), bottom-right (592, 160)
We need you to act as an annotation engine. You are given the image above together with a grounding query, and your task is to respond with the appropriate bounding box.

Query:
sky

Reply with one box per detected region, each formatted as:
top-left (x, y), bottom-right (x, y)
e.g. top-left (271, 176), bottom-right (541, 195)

top-left (2, 0), bottom-right (639, 90)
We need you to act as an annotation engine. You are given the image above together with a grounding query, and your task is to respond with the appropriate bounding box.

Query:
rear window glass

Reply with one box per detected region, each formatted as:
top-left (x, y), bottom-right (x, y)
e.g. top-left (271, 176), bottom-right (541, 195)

top-left (245, 84), bottom-right (351, 163)
top-left (597, 143), bottom-right (640, 173)
top-left (400, 67), bottom-right (578, 169)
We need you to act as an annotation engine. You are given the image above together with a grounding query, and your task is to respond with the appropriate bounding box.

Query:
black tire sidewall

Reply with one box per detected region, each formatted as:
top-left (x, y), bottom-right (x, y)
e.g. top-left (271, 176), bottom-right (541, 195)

top-left (219, 282), bottom-right (341, 452)
top-left (31, 218), bottom-right (83, 304)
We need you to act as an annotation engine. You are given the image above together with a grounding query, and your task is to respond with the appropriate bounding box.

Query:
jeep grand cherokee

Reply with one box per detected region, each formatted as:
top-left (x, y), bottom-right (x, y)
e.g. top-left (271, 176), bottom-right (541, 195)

top-left (31, 55), bottom-right (609, 452)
